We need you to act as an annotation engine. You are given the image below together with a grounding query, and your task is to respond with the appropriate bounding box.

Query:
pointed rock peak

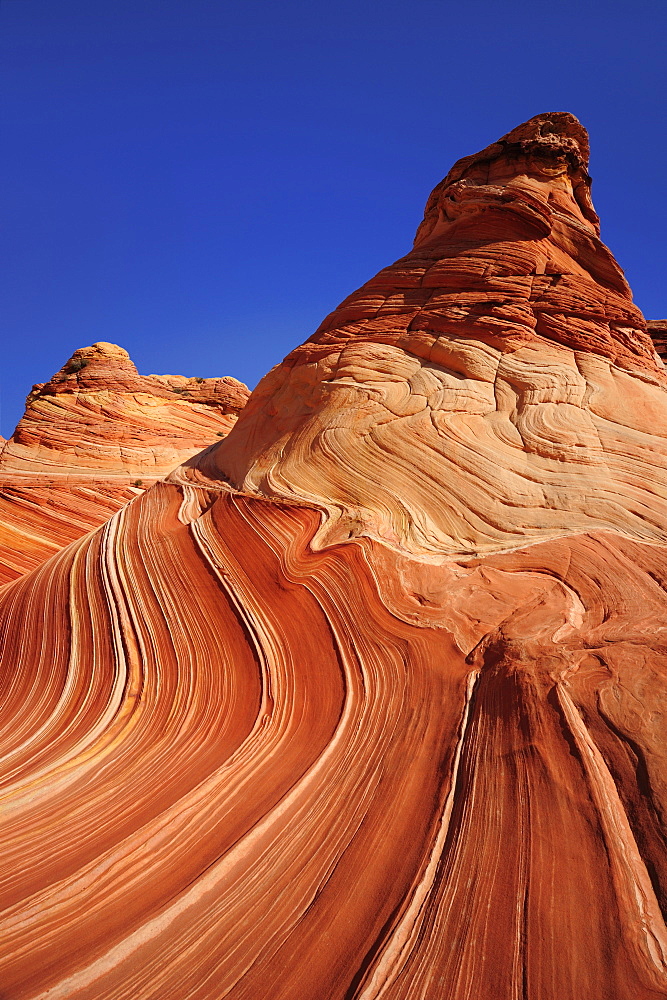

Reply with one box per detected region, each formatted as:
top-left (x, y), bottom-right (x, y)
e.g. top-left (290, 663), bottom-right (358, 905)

top-left (471, 112), bottom-right (590, 176)
top-left (415, 111), bottom-right (598, 248)
top-left (208, 112), bottom-right (665, 560)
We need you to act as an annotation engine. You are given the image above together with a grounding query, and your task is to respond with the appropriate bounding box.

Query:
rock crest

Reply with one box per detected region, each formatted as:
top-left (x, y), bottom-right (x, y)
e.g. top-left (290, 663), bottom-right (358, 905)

top-left (2, 341), bottom-right (248, 480)
top-left (0, 343), bottom-right (249, 581)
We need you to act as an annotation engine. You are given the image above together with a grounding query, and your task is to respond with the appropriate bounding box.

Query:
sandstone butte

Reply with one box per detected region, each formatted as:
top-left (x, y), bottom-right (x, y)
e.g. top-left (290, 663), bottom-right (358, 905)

top-left (0, 341), bottom-right (249, 582)
top-left (4, 112), bottom-right (667, 1000)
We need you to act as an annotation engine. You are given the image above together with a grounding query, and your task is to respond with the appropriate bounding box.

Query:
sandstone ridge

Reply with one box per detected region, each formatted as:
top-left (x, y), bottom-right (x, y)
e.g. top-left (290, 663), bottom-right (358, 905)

top-left (0, 343), bottom-right (249, 582)
top-left (1, 340), bottom-right (249, 481)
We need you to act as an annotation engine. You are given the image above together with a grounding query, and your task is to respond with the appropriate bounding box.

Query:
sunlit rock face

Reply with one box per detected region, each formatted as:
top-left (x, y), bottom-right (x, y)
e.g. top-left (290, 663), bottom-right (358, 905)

top-left (0, 342), bottom-right (249, 582)
top-left (211, 113), bottom-right (667, 555)
top-left (2, 114), bottom-right (667, 1000)
top-left (1, 341), bottom-right (249, 480)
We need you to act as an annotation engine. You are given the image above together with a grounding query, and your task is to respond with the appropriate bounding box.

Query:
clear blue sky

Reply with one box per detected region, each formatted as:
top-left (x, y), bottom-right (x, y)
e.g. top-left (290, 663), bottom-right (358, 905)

top-left (2, 0), bottom-right (666, 436)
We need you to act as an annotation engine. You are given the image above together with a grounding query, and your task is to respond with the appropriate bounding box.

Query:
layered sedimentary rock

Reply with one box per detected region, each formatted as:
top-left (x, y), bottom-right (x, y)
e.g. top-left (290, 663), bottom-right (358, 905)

top-left (1, 341), bottom-right (248, 480)
top-left (0, 480), bottom-right (142, 584)
top-left (649, 319), bottom-right (667, 364)
top-left (0, 342), bottom-right (248, 582)
top-left (2, 114), bottom-right (667, 1000)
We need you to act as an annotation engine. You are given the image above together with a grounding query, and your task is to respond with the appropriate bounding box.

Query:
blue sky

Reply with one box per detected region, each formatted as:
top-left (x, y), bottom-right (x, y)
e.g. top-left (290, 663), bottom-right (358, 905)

top-left (2, 0), bottom-right (666, 436)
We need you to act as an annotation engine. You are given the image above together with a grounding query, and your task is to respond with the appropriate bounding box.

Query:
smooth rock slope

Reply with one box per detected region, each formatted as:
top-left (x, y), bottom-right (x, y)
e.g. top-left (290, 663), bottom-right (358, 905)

top-left (1, 113), bottom-right (667, 1000)
top-left (0, 342), bottom-right (249, 582)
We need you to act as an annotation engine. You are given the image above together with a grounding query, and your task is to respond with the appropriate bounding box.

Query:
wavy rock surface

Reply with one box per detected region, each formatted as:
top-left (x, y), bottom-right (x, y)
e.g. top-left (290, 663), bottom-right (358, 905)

top-left (0, 343), bottom-right (249, 582)
top-left (2, 114), bottom-right (667, 999)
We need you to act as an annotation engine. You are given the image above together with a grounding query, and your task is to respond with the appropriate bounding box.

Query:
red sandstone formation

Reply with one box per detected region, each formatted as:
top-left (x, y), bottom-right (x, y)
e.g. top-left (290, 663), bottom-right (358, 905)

top-left (0, 342), bottom-right (249, 582)
top-left (1, 341), bottom-right (249, 480)
top-left (1, 113), bottom-right (667, 999)
top-left (649, 319), bottom-right (667, 364)
top-left (0, 481), bottom-right (141, 584)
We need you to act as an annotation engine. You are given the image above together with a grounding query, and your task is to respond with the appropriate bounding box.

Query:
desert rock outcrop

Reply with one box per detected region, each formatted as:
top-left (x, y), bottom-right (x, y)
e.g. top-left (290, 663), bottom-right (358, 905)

top-left (1, 114), bottom-right (667, 1000)
top-left (649, 319), bottom-right (667, 364)
top-left (1, 341), bottom-right (248, 480)
top-left (0, 342), bottom-right (249, 582)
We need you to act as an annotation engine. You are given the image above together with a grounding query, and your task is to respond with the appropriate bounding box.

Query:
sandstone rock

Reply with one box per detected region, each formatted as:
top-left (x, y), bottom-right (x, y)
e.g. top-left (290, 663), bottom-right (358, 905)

top-left (649, 319), bottom-right (667, 364)
top-left (210, 112), bottom-right (666, 557)
top-left (0, 343), bottom-right (249, 582)
top-left (1, 114), bottom-right (667, 1000)
top-left (0, 341), bottom-right (249, 480)
top-left (0, 482), bottom-right (140, 583)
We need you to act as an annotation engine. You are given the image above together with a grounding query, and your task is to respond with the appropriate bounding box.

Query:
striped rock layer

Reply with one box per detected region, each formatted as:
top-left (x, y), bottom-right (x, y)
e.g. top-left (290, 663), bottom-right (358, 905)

top-left (650, 319), bottom-right (667, 365)
top-left (0, 342), bottom-right (249, 582)
top-left (2, 113), bottom-right (667, 999)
